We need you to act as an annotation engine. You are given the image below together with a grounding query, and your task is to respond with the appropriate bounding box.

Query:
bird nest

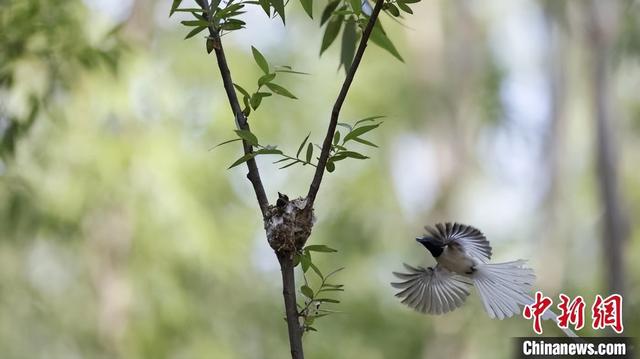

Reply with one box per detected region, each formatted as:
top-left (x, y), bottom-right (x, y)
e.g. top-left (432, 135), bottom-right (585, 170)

top-left (264, 193), bottom-right (315, 253)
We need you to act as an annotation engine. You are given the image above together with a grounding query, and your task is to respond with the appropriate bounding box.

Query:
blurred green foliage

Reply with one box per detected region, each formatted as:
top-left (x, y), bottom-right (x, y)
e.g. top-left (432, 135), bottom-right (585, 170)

top-left (1, 0), bottom-right (639, 359)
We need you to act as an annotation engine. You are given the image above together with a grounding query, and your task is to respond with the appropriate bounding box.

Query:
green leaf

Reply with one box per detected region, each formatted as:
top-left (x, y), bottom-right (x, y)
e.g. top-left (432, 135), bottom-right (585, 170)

top-left (354, 115), bottom-right (385, 127)
top-left (340, 19), bottom-right (358, 72)
top-left (228, 152), bottom-right (257, 169)
top-left (234, 129), bottom-right (259, 145)
top-left (258, 73), bottom-right (276, 87)
top-left (251, 46), bottom-right (270, 74)
top-left (271, 0), bottom-right (286, 24)
top-left (309, 262), bottom-right (323, 279)
top-left (301, 285), bottom-right (314, 299)
top-left (352, 137), bottom-right (378, 147)
top-left (297, 133), bottom-right (311, 158)
top-left (265, 83), bottom-right (297, 99)
top-left (349, 0), bottom-right (361, 14)
top-left (300, 250), bottom-right (311, 272)
top-left (206, 37), bottom-right (215, 53)
top-left (343, 123), bottom-right (380, 142)
top-left (300, 0), bottom-right (313, 18)
top-left (326, 159), bottom-right (335, 172)
top-left (209, 138), bottom-right (242, 150)
top-left (305, 142), bottom-right (313, 163)
top-left (370, 23), bottom-right (404, 62)
top-left (338, 151), bottom-right (368, 159)
top-left (321, 0), bottom-right (340, 25)
top-left (279, 160), bottom-right (300, 169)
top-left (305, 244), bottom-right (338, 253)
top-left (250, 93), bottom-right (262, 109)
top-left (181, 19), bottom-right (209, 27)
top-left (275, 68), bottom-right (310, 75)
top-left (316, 298), bottom-right (340, 303)
top-left (397, 2), bottom-right (413, 14)
top-left (325, 267), bottom-right (344, 279)
top-left (215, 3), bottom-right (244, 19)
top-left (256, 148), bottom-right (283, 155)
top-left (333, 131), bottom-right (341, 145)
top-left (386, 3), bottom-right (400, 16)
top-left (320, 17), bottom-right (342, 55)
top-left (170, 0), bottom-right (183, 16)
top-left (258, 0), bottom-right (270, 15)
top-left (306, 326), bottom-right (318, 332)
top-left (337, 122), bottom-right (352, 131)
top-left (233, 83), bottom-right (250, 98)
top-left (185, 25), bottom-right (207, 39)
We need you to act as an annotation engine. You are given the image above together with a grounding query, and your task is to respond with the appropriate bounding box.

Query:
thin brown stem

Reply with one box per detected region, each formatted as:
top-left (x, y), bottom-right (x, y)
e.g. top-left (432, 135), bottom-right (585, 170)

top-left (278, 253), bottom-right (304, 359)
top-left (306, 0), bottom-right (386, 206)
top-left (198, 0), bottom-right (270, 217)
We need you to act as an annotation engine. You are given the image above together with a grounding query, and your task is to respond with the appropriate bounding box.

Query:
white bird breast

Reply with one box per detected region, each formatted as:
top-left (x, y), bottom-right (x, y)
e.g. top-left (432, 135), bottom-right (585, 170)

top-left (436, 245), bottom-right (476, 275)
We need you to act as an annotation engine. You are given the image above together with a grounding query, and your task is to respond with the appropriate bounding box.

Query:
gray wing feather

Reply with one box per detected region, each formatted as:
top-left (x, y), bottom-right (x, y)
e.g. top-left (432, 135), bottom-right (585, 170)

top-left (391, 264), bottom-right (473, 315)
top-left (424, 222), bottom-right (492, 262)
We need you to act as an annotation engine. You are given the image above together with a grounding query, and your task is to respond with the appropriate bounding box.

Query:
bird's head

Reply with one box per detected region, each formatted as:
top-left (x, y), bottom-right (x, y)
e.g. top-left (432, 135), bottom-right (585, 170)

top-left (416, 236), bottom-right (444, 258)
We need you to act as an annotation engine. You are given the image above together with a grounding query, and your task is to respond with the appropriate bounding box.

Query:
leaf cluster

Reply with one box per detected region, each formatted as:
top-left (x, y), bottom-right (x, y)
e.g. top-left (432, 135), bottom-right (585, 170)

top-left (233, 47), bottom-right (306, 117)
top-left (293, 244), bottom-right (344, 334)
top-left (212, 116), bottom-right (383, 172)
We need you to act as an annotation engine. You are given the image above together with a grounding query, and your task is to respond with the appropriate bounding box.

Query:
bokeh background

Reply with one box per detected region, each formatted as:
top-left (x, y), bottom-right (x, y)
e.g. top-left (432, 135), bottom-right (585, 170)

top-left (1, 0), bottom-right (639, 358)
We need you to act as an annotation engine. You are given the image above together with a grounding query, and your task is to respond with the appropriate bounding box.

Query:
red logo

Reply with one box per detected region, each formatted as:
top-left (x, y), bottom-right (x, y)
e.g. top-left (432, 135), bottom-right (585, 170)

top-left (523, 292), bottom-right (623, 335)
top-left (592, 294), bottom-right (623, 333)
top-left (523, 291), bottom-right (553, 335)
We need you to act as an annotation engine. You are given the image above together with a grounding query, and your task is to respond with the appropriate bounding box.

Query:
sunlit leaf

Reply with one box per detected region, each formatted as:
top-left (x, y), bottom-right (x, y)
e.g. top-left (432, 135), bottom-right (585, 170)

top-left (300, 0), bottom-right (313, 18)
top-left (258, 0), bottom-right (270, 15)
top-left (265, 83), bottom-right (297, 99)
top-left (258, 73), bottom-right (276, 87)
top-left (320, 17), bottom-right (342, 55)
top-left (326, 159), bottom-right (335, 172)
top-left (352, 137), bottom-right (378, 147)
top-left (333, 131), bottom-right (341, 145)
top-left (185, 25), bottom-right (207, 39)
top-left (305, 244), bottom-right (338, 253)
top-left (251, 46), bottom-right (270, 74)
top-left (297, 133), bottom-right (311, 158)
top-left (370, 23), bottom-right (404, 62)
top-left (170, 0), bottom-right (184, 16)
top-left (234, 129), bottom-right (259, 145)
top-left (228, 152), bottom-right (257, 169)
top-left (271, 0), bottom-right (286, 24)
top-left (301, 285), bottom-right (314, 298)
top-left (209, 138), bottom-right (242, 150)
top-left (320, 0), bottom-right (340, 25)
top-left (340, 19), bottom-right (357, 72)
top-left (354, 115), bottom-right (385, 127)
top-left (397, 2), bottom-right (413, 14)
top-left (305, 142), bottom-right (313, 163)
top-left (343, 123), bottom-right (380, 142)
top-left (233, 83), bottom-right (250, 98)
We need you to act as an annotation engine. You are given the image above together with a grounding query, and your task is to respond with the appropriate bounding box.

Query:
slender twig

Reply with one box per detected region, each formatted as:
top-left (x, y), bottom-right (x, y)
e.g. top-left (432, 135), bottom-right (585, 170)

top-left (278, 253), bottom-right (305, 359)
top-left (197, 0), bottom-right (270, 217)
top-left (306, 0), bottom-right (385, 206)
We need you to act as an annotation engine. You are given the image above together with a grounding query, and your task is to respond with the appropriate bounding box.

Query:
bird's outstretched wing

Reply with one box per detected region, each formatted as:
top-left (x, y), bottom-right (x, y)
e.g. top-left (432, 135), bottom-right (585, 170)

top-left (424, 222), bottom-right (492, 263)
top-left (391, 264), bottom-right (473, 314)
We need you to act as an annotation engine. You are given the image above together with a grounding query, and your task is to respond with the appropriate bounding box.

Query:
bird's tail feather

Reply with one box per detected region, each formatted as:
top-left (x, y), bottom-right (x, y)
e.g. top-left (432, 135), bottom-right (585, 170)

top-left (473, 261), bottom-right (579, 338)
top-left (472, 260), bottom-right (535, 320)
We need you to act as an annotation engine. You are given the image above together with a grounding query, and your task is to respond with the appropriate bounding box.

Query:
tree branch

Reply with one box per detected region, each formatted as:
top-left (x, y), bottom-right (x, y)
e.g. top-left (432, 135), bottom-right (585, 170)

top-left (197, 0), bottom-right (270, 217)
top-left (278, 253), bottom-right (304, 359)
top-left (306, 0), bottom-right (385, 206)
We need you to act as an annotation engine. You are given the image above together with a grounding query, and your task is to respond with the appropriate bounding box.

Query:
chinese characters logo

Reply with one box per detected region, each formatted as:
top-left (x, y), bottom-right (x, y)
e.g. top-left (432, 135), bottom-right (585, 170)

top-left (523, 291), bottom-right (623, 334)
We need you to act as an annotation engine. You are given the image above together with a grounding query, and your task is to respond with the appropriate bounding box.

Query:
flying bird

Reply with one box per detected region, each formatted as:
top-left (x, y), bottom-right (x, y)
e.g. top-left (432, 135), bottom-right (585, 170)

top-left (391, 222), bottom-right (576, 337)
